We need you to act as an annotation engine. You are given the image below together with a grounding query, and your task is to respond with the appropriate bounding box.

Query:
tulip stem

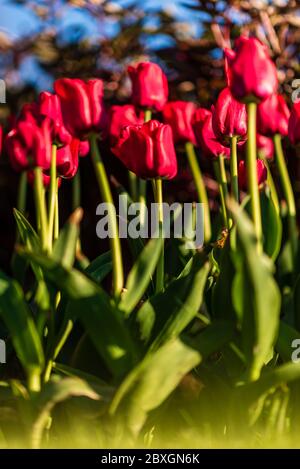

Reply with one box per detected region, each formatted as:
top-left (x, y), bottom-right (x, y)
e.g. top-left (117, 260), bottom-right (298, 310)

top-left (144, 109), bottom-right (152, 122)
top-left (33, 167), bottom-right (48, 251)
top-left (230, 135), bottom-right (239, 203)
top-left (90, 134), bottom-right (124, 298)
top-left (213, 156), bottom-right (229, 229)
top-left (72, 169), bottom-right (81, 210)
top-left (185, 142), bottom-right (211, 243)
top-left (48, 144), bottom-right (57, 252)
top-left (128, 171), bottom-right (137, 201)
top-left (246, 102), bottom-right (262, 252)
top-left (17, 172), bottom-right (27, 214)
top-left (274, 133), bottom-right (298, 263)
top-left (153, 178), bottom-right (164, 293)
top-left (54, 193), bottom-right (59, 241)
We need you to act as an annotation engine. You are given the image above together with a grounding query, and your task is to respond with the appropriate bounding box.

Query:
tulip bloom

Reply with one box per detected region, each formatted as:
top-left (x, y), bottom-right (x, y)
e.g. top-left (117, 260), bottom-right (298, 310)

top-left (128, 62), bottom-right (168, 111)
top-left (238, 159), bottom-right (267, 191)
top-left (78, 140), bottom-right (90, 157)
top-left (162, 101), bottom-right (197, 145)
top-left (224, 37), bottom-right (278, 102)
top-left (257, 134), bottom-right (274, 160)
top-left (56, 139), bottom-right (80, 178)
top-left (257, 94), bottom-right (290, 137)
top-left (5, 119), bottom-right (52, 172)
top-left (113, 120), bottom-right (177, 179)
top-left (288, 101), bottom-right (300, 145)
top-left (38, 91), bottom-right (72, 146)
top-left (191, 107), bottom-right (212, 145)
top-left (212, 87), bottom-right (247, 145)
top-left (193, 110), bottom-right (230, 159)
top-left (54, 78), bottom-right (107, 139)
top-left (109, 105), bottom-right (144, 147)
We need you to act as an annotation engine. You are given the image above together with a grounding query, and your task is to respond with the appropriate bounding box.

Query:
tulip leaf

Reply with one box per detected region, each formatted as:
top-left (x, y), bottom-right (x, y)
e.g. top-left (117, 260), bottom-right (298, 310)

top-left (85, 251), bottom-right (112, 283)
top-left (136, 253), bottom-right (210, 349)
top-left (230, 202), bottom-right (281, 381)
top-left (109, 338), bottom-right (201, 435)
top-left (53, 209), bottom-right (82, 269)
top-left (18, 249), bottom-right (137, 378)
top-left (0, 271), bottom-right (44, 375)
top-left (212, 240), bottom-right (236, 321)
top-left (13, 208), bottom-right (41, 251)
top-left (119, 237), bottom-right (163, 315)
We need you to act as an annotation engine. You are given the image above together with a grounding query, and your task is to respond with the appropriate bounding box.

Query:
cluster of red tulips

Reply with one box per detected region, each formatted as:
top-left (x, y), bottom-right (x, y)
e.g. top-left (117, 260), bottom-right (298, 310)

top-left (1, 35), bottom-right (300, 294)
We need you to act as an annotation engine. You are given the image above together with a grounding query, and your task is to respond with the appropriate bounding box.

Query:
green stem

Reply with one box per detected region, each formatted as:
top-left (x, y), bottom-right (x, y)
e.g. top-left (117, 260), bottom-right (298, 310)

top-left (144, 109), bottom-right (152, 122)
top-left (185, 142), bottom-right (211, 243)
top-left (17, 172), bottom-right (27, 213)
top-left (90, 134), bottom-right (124, 298)
top-left (139, 179), bottom-right (147, 229)
top-left (33, 167), bottom-right (48, 251)
top-left (27, 369), bottom-right (41, 393)
top-left (260, 155), bottom-right (280, 214)
top-left (128, 171), bottom-right (137, 201)
top-left (54, 192), bottom-right (59, 241)
top-left (43, 320), bottom-right (73, 383)
top-left (72, 169), bottom-right (81, 210)
top-left (230, 135), bottom-right (239, 203)
top-left (153, 178), bottom-right (164, 293)
top-left (246, 102), bottom-right (262, 252)
top-left (213, 156), bottom-right (229, 229)
top-left (48, 144), bottom-right (57, 252)
top-left (274, 133), bottom-right (298, 262)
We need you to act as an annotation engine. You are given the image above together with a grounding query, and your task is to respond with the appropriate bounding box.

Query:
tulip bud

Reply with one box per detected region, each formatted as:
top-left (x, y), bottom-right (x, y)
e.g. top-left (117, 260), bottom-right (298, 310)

top-left (257, 94), bottom-right (290, 137)
top-left (193, 110), bottom-right (230, 159)
top-left (112, 120), bottom-right (177, 180)
top-left (56, 139), bottom-right (80, 179)
top-left (224, 36), bottom-right (278, 102)
top-left (38, 91), bottom-right (72, 146)
top-left (257, 134), bottom-right (274, 160)
top-left (108, 105), bottom-right (144, 147)
top-left (238, 159), bottom-right (267, 191)
top-left (54, 78), bottom-right (107, 139)
top-left (162, 101), bottom-right (197, 145)
top-left (212, 87), bottom-right (247, 145)
top-left (128, 62), bottom-right (168, 111)
top-left (288, 101), bottom-right (300, 145)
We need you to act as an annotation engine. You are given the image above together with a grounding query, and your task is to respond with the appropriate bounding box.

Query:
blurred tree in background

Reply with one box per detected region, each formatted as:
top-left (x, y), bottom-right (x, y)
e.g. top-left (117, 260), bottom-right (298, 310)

top-left (0, 0), bottom-right (299, 269)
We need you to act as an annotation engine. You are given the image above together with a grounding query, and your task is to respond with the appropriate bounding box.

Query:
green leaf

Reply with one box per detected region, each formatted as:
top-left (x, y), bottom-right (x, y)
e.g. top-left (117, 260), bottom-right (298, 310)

top-left (260, 190), bottom-right (282, 261)
top-left (53, 208), bottom-right (82, 269)
top-left (110, 338), bottom-right (201, 435)
top-left (293, 275), bottom-right (300, 331)
top-left (212, 240), bottom-right (236, 321)
top-left (0, 271), bottom-right (44, 375)
top-left (119, 237), bottom-right (163, 315)
top-left (276, 321), bottom-right (300, 362)
top-left (137, 253), bottom-right (210, 349)
top-left (32, 376), bottom-right (101, 448)
top-left (13, 208), bottom-right (40, 251)
top-left (230, 203), bottom-right (281, 381)
top-left (186, 321), bottom-right (236, 357)
top-left (18, 249), bottom-right (137, 378)
top-left (85, 251), bottom-right (112, 283)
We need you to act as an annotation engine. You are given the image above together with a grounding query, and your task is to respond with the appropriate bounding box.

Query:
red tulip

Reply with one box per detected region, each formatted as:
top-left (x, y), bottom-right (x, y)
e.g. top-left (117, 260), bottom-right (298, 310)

top-left (5, 119), bottom-right (52, 172)
top-left (288, 101), bottom-right (300, 145)
top-left (257, 94), bottom-right (290, 137)
top-left (38, 91), bottom-right (72, 146)
top-left (112, 120), bottom-right (177, 179)
top-left (212, 87), bottom-right (247, 145)
top-left (54, 78), bottom-right (107, 139)
top-left (191, 108), bottom-right (212, 146)
top-left (257, 134), bottom-right (274, 160)
top-left (56, 139), bottom-right (81, 179)
top-left (238, 159), bottom-right (267, 191)
top-left (128, 62), bottom-right (168, 112)
top-left (224, 36), bottom-right (278, 102)
top-left (162, 101), bottom-right (197, 145)
top-left (109, 105), bottom-right (144, 147)
top-left (78, 140), bottom-right (90, 157)
top-left (193, 110), bottom-right (230, 159)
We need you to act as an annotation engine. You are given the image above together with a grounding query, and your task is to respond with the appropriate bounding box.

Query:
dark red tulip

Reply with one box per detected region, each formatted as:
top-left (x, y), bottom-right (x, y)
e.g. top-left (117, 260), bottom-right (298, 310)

top-left (128, 62), bottom-right (168, 112)
top-left (113, 120), bottom-right (177, 179)
top-left (38, 91), bottom-right (72, 146)
top-left (191, 108), bottom-right (212, 146)
top-left (54, 78), bottom-right (107, 139)
top-left (224, 36), bottom-right (278, 102)
top-left (257, 94), bottom-right (290, 137)
top-left (162, 101), bottom-right (197, 145)
top-left (5, 119), bottom-right (52, 172)
top-left (257, 134), bottom-right (274, 160)
top-left (238, 159), bottom-right (267, 191)
top-left (212, 87), bottom-right (247, 145)
top-left (288, 101), bottom-right (300, 145)
top-left (109, 105), bottom-right (144, 147)
top-left (193, 110), bottom-right (230, 159)
top-left (56, 139), bottom-right (80, 179)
